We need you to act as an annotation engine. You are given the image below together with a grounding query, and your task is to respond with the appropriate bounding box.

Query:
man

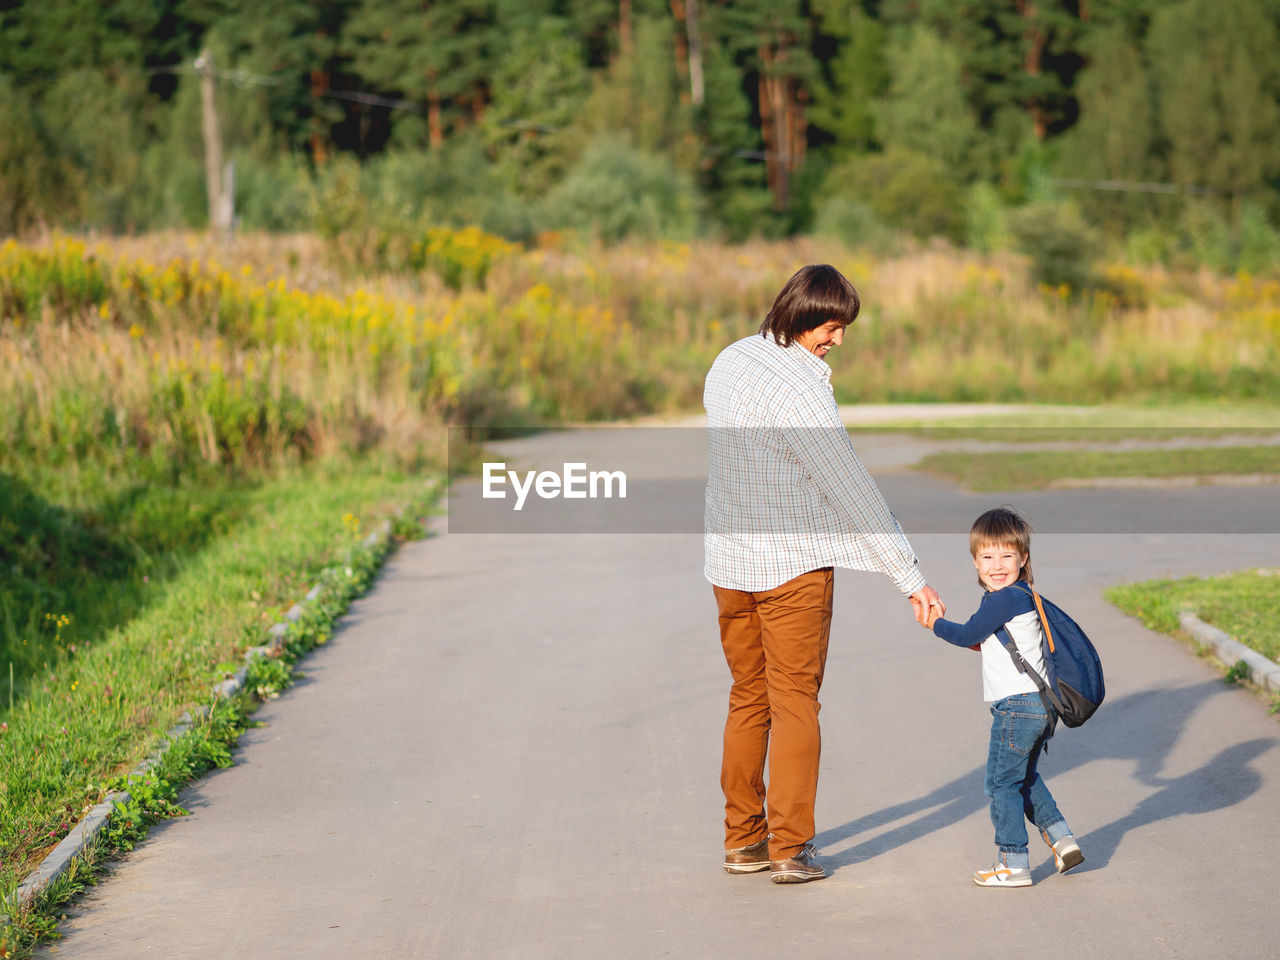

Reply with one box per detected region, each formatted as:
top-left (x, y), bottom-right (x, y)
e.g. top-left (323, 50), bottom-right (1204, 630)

top-left (704, 263), bottom-right (944, 884)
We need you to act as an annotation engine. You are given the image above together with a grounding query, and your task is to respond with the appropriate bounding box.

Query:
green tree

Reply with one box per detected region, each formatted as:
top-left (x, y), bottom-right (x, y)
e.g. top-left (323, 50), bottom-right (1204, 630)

top-left (878, 0), bottom-right (1084, 145)
top-left (482, 17), bottom-right (592, 197)
top-left (183, 1), bottom-right (355, 159)
top-left (137, 70), bottom-right (213, 229)
top-left (342, 0), bottom-right (495, 148)
top-left (808, 1), bottom-right (889, 154)
top-left (39, 68), bottom-right (153, 230)
top-left (697, 36), bottom-right (771, 239)
top-left (1147, 0), bottom-right (1280, 208)
top-left (1056, 25), bottom-right (1158, 233)
top-left (0, 0), bottom-right (161, 92)
top-left (561, 0), bottom-right (624, 66)
top-left (875, 24), bottom-right (980, 177)
top-left (1008, 199), bottom-right (1101, 291)
top-left (0, 78), bottom-right (72, 234)
top-left (583, 15), bottom-right (693, 165)
top-left (714, 0), bottom-right (817, 211)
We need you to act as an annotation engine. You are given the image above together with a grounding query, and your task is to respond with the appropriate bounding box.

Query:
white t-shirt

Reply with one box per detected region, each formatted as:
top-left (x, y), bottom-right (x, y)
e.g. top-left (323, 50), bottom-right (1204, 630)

top-left (978, 609), bottom-right (1046, 703)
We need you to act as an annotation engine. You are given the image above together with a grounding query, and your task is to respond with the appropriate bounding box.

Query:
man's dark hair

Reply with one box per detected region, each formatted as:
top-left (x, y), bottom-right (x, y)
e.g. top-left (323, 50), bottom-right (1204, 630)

top-left (758, 264), bottom-right (861, 347)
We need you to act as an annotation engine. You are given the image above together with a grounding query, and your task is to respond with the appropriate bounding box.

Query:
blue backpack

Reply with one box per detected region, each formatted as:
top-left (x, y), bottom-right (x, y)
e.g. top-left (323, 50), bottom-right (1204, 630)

top-left (996, 582), bottom-right (1105, 730)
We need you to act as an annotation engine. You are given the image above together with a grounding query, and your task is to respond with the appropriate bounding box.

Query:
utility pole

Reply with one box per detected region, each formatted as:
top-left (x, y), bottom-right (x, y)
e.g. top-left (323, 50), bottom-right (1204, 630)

top-left (686, 0), bottom-right (703, 106)
top-left (195, 50), bottom-right (233, 240)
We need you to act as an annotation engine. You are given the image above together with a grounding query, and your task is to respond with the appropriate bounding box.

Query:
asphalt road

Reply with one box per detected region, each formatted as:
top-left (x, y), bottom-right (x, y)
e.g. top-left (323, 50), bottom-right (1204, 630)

top-left (40, 428), bottom-right (1280, 959)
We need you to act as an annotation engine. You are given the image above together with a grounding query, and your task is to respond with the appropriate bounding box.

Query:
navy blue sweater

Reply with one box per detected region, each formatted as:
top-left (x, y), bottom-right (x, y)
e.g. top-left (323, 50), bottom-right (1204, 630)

top-left (932, 583), bottom-right (1037, 647)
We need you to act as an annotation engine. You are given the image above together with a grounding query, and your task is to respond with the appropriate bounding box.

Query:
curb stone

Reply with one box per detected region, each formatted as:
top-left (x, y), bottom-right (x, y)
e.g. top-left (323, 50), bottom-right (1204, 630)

top-left (5, 519), bottom-right (394, 922)
top-left (1179, 611), bottom-right (1280, 695)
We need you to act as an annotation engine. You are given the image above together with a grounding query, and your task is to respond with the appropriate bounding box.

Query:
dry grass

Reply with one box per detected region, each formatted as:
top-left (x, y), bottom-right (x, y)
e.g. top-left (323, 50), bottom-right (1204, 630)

top-left (4, 231), bottom-right (1277, 491)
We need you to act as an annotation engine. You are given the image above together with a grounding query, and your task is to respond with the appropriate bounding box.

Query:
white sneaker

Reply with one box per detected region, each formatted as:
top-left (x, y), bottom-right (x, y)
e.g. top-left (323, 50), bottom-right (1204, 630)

top-left (1049, 835), bottom-right (1084, 874)
top-left (972, 853), bottom-right (1032, 888)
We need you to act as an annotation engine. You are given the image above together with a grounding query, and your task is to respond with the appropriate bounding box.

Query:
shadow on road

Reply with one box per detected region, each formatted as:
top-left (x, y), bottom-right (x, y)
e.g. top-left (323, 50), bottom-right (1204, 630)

top-left (817, 680), bottom-right (1276, 873)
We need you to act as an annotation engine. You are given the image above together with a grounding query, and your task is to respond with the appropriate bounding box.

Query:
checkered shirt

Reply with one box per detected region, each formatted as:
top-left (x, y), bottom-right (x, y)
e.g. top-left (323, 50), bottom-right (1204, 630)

top-left (703, 333), bottom-right (927, 595)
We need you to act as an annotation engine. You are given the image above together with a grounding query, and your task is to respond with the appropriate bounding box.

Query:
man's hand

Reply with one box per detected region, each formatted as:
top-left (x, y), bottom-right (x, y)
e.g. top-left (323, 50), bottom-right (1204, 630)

top-left (910, 585), bottom-right (945, 627)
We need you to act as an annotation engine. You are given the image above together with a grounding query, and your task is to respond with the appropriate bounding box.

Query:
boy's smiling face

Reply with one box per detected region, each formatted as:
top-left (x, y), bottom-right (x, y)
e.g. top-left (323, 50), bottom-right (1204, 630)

top-left (973, 541), bottom-right (1026, 591)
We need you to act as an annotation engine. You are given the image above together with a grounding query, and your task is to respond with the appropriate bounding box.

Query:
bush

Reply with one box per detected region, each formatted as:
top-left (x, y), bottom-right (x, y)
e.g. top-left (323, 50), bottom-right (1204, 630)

top-left (40, 69), bottom-right (151, 231)
top-left (812, 196), bottom-right (899, 254)
top-left (965, 182), bottom-right (1013, 253)
top-left (0, 78), bottom-right (70, 235)
top-left (383, 144), bottom-right (543, 242)
top-left (1125, 227), bottom-right (1174, 267)
top-left (235, 153), bottom-right (316, 232)
top-left (545, 139), bottom-right (701, 244)
top-left (310, 144), bottom-right (546, 257)
top-left (1180, 199), bottom-right (1237, 273)
top-left (1008, 200), bottom-right (1102, 291)
top-left (821, 149), bottom-right (965, 242)
top-left (409, 226), bottom-right (520, 290)
top-left (368, 139), bottom-right (496, 227)
top-left (708, 187), bottom-right (780, 242)
top-left (1238, 202), bottom-right (1280, 275)
top-left (311, 155), bottom-right (369, 240)
top-left (137, 71), bottom-right (209, 230)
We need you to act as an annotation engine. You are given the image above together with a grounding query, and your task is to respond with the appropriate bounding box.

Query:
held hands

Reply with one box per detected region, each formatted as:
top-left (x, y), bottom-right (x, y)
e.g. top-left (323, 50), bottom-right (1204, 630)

top-left (910, 585), bottom-right (945, 629)
top-left (923, 604), bottom-right (944, 630)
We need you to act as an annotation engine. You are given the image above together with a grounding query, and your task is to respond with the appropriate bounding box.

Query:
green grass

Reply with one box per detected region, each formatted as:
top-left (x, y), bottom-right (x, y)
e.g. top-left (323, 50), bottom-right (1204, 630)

top-left (0, 695), bottom-right (252, 955)
top-left (861, 401), bottom-right (1280, 441)
top-left (0, 463), bottom-right (440, 902)
top-left (0, 473), bottom-right (283, 702)
top-left (1106, 569), bottom-right (1280, 664)
top-left (914, 445), bottom-right (1280, 491)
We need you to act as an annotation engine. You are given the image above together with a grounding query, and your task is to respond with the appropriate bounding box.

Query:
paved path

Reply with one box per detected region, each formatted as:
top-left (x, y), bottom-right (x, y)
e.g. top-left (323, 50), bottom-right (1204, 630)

top-left (40, 427), bottom-right (1280, 959)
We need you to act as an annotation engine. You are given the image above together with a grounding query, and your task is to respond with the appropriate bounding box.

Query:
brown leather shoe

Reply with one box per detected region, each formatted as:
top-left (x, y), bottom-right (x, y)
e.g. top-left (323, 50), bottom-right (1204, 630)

top-left (723, 838), bottom-right (771, 874)
top-left (769, 843), bottom-right (826, 883)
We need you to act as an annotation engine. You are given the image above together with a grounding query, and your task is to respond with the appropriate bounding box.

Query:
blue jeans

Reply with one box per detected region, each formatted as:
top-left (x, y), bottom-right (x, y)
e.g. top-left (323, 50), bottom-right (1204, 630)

top-left (985, 694), bottom-right (1070, 869)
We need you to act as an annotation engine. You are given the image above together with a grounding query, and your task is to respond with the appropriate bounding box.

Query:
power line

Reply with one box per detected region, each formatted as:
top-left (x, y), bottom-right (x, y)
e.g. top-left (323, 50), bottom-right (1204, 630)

top-left (150, 61), bottom-right (424, 113)
top-left (1049, 177), bottom-right (1214, 196)
top-left (324, 89), bottom-right (421, 112)
top-left (155, 60), bottom-right (779, 154)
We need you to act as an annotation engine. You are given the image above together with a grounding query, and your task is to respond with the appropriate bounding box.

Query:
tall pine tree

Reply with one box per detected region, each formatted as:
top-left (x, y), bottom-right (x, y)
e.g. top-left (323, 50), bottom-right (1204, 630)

top-left (1147, 0), bottom-right (1280, 209)
top-left (715, 0), bottom-right (816, 211)
top-left (808, 1), bottom-right (889, 155)
top-left (342, 0), bottom-right (495, 148)
top-left (1058, 23), bottom-right (1157, 232)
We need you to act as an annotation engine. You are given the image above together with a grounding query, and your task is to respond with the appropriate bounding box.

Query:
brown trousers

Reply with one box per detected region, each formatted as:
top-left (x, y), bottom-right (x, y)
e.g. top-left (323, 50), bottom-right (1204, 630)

top-left (713, 568), bottom-right (834, 861)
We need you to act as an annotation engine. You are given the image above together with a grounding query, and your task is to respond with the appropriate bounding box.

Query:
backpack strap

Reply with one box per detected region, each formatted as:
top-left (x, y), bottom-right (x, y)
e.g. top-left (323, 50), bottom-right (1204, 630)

top-left (1027, 586), bottom-right (1055, 654)
top-left (1010, 582), bottom-right (1059, 654)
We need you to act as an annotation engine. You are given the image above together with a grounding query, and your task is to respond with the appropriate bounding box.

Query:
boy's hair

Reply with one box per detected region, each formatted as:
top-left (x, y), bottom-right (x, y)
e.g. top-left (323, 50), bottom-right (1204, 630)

top-left (758, 264), bottom-right (860, 346)
top-left (969, 506), bottom-right (1034, 587)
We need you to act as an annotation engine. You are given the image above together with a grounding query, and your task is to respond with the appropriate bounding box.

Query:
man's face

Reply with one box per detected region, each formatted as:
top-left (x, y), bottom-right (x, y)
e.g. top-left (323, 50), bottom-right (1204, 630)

top-left (794, 320), bottom-right (846, 358)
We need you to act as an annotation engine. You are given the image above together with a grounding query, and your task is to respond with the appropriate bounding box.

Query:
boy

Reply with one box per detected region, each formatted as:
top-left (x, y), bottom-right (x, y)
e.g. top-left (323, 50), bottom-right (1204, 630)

top-left (924, 506), bottom-right (1084, 887)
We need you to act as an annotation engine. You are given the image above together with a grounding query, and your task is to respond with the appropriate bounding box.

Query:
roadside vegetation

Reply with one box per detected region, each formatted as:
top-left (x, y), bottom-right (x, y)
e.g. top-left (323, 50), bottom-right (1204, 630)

top-left (1107, 570), bottom-right (1280, 664)
top-left (914, 446), bottom-right (1280, 491)
top-left (0, 496), bottom-right (418, 955)
top-left (865, 402), bottom-right (1280, 440)
top-left (1, 227), bottom-right (1278, 952)
top-left (0, 473), bottom-right (434, 921)
top-left (1107, 570), bottom-right (1280, 710)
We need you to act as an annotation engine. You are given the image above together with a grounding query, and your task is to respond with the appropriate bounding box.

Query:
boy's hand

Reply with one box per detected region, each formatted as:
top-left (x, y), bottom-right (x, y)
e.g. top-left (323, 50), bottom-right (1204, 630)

top-left (910, 585), bottom-right (945, 627)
